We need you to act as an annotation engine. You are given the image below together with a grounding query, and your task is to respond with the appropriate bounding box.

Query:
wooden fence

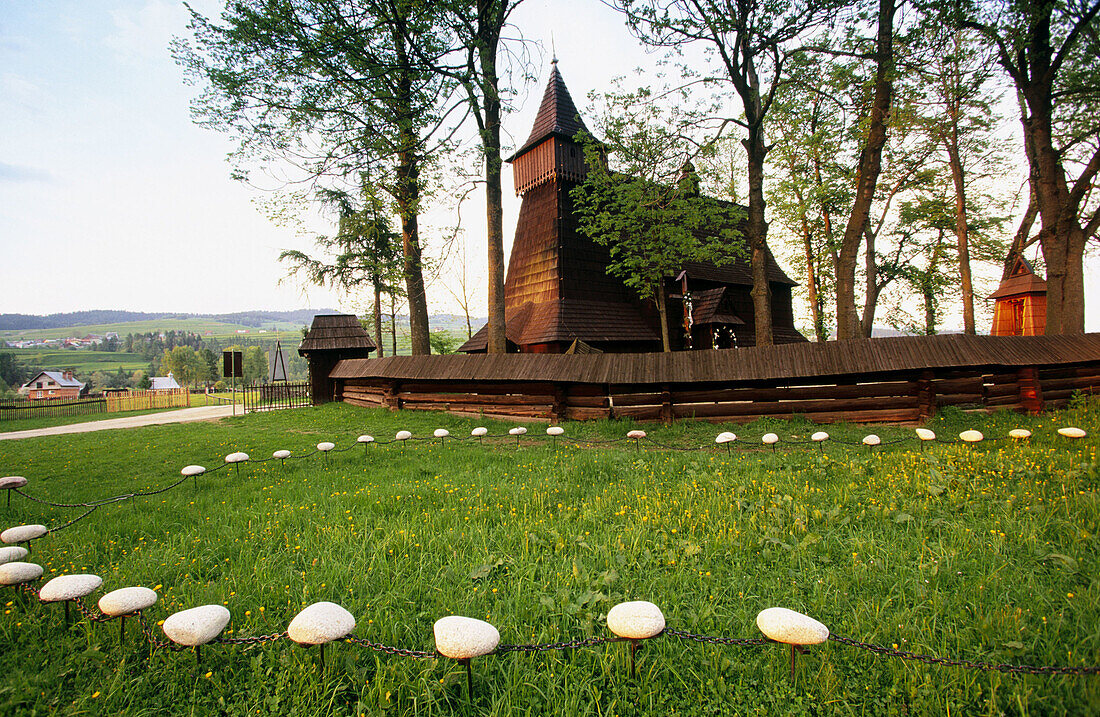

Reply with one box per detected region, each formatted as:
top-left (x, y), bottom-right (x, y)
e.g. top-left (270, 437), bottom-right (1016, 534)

top-left (242, 382), bottom-right (312, 413)
top-left (105, 389), bottom-right (191, 413)
top-left (0, 397), bottom-right (107, 422)
top-left (329, 335), bottom-right (1100, 425)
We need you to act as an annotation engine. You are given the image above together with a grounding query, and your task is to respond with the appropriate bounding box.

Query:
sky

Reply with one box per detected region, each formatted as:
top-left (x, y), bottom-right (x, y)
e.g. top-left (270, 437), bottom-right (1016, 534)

top-left (1, 0), bottom-right (1097, 331)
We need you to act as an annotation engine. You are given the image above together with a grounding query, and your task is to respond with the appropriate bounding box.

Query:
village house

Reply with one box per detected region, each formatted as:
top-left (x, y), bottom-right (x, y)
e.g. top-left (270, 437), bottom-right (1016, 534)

top-left (21, 370), bottom-right (86, 400)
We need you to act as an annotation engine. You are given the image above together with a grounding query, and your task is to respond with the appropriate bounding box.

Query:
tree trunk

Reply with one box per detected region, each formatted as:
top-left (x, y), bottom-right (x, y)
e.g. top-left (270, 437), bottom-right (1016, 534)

top-left (656, 288), bottom-right (671, 352)
top-left (478, 0), bottom-right (507, 354)
top-left (373, 282), bottom-right (384, 358)
top-left (860, 224), bottom-right (877, 337)
top-left (744, 122), bottom-right (772, 346)
top-left (799, 211), bottom-right (825, 342)
top-left (390, 298), bottom-right (398, 356)
top-left (395, 149), bottom-right (430, 355)
top-left (835, 0), bottom-right (896, 340)
top-left (945, 138), bottom-right (975, 334)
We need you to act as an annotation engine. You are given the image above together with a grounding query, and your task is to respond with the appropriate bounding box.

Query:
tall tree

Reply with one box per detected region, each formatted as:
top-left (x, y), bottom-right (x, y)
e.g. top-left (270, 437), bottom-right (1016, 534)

top-left (176, 0), bottom-right (459, 354)
top-left (280, 182), bottom-right (404, 357)
top-left (963, 0), bottom-right (1100, 334)
top-left (432, 0), bottom-right (529, 353)
top-left (615, 0), bottom-right (840, 346)
top-left (833, 0), bottom-right (899, 340)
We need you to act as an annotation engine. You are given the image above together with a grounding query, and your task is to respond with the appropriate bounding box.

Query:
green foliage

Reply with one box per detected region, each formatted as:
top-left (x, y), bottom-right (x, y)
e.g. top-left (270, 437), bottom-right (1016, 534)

top-left (0, 402), bottom-right (1097, 714)
top-left (161, 346), bottom-right (208, 388)
top-left (0, 351), bottom-right (28, 387)
top-left (428, 330), bottom-right (458, 355)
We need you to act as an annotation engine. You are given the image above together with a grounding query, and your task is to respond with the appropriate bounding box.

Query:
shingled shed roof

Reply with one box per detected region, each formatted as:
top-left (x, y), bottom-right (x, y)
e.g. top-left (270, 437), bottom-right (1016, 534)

top-left (334, 333), bottom-right (1100, 385)
top-left (509, 61), bottom-right (592, 162)
top-left (298, 314), bottom-right (376, 356)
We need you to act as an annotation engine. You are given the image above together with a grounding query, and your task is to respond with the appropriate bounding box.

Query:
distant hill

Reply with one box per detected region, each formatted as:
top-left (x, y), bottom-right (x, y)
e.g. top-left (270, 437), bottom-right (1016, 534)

top-left (0, 309), bottom-right (339, 331)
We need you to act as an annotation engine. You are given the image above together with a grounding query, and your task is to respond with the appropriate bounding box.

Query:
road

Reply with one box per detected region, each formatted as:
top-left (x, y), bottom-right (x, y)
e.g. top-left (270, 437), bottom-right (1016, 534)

top-left (0, 405), bottom-right (236, 441)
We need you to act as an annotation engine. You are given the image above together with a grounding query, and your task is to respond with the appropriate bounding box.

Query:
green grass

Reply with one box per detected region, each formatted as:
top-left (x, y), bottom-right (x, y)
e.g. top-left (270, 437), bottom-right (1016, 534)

top-left (0, 402), bottom-right (1097, 715)
top-left (0, 319), bottom-right (303, 342)
top-left (4, 349), bottom-right (149, 374)
top-left (0, 402), bottom-right (221, 434)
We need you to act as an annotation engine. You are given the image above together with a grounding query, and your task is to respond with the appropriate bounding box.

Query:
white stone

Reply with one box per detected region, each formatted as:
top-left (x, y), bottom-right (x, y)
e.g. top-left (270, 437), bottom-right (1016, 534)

top-left (509, 427), bottom-right (527, 436)
top-left (0, 546), bottom-right (28, 564)
top-left (181, 465), bottom-right (206, 476)
top-left (811, 431), bottom-right (829, 442)
top-left (471, 427), bottom-right (488, 437)
top-left (0, 476), bottom-right (27, 489)
top-left (756, 607), bottom-right (829, 645)
top-left (162, 605), bottom-right (231, 646)
top-left (287, 601), bottom-right (356, 645)
top-left (433, 616), bottom-right (500, 659)
top-left (225, 452), bottom-right (249, 464)
top-left (273, 450), bottom-right (291, 460)
top-left (959, 430), bottom-right (983, 443)
top-left (1008, 429), bottom-right (1032, 439)
top-left (0, 562), bottom-right (43, 585)
top-left (627, 430), bottom-right (646, 439)
top-left (915, 428), bottom-right (936, 441)
top-left (98, 587), bottom-right (158, 617)
top-left (434, 429), bottom-right (450, 438)
top-left (357, 435), bottom-right (374, 444)
top-left (715, 432), bottom-right (736, 444)
top-left (546, 426), bottom-right (564, 436)
top-left (1, 524), bottom-right (47, 544)
top-left (1058, 427), bottom-right (1087, 439)
top-left (862, 434), bottom-right (881, 446)
top-left (762, 433), bottom-right (779, 445)
top-left (607, 600), bottom-right (665, 639)
top-left (317, 442), bottom-right (335, 452)
top-left (38, 574), bottom-right (102, 602)
top-left (396, 430), bottom-right (412, 441)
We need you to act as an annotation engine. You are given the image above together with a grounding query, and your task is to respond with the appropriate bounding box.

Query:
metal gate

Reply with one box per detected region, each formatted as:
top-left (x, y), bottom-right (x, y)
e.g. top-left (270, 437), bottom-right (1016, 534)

top-left (241, 381), bottom-right (312, 413)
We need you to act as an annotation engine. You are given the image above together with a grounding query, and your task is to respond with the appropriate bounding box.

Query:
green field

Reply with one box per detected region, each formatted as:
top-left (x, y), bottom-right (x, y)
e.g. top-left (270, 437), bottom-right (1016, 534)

top-left (3, 349), bottom-right (150, 375)
top-left (0, 318), bottom-right (305, 342)
top-left (0, 403), bottom-right (1096, 715)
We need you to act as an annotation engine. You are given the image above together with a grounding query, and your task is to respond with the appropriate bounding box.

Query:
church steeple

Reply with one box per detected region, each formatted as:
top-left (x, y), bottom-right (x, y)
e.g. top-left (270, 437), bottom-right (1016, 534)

top-left (509, 62), bottom-right (592, 195)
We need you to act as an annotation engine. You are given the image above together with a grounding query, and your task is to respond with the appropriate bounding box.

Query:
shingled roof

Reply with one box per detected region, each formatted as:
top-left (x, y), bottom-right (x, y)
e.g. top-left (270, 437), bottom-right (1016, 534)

top-left (509, 61), bottom-right (592, 162)
top-left (298, 314), bottom-right (376, 356)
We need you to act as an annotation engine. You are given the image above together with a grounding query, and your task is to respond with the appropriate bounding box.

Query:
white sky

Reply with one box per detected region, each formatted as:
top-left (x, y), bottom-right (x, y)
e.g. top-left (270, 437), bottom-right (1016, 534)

top-left (1, 0), bottom-right (1097, 331)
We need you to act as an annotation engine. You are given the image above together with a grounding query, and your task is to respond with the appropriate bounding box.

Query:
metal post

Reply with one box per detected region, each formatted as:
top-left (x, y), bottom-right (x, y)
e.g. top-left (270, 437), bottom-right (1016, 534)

top-left (64, 600), bottom-right (70, 625)
top-left (464, 659), bottom-right (473, 698)
top-left (195, 645), bottom-right (202, 666)
top-left (789, 644), bottom-right (796, 680)
top-left (630, 640), bottom-right (638, 678)
top-left (120, 615), bottom-right (125, 644)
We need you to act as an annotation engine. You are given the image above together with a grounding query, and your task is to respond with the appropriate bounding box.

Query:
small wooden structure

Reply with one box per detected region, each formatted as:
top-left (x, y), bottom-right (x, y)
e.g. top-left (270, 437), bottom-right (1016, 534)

top-left (332, 334), bottom-right (1100, 423)
top-left (21, 370), bottom-right (85, 400)
top-left (298, 315), bottom-right (375, 404)
top-left (990, 256), bottom-right (1046, 336)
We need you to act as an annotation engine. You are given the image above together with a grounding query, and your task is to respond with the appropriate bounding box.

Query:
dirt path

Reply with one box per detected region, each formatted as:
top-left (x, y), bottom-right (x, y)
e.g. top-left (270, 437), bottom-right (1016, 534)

top-left (0, 405), bottom-right (236, 441)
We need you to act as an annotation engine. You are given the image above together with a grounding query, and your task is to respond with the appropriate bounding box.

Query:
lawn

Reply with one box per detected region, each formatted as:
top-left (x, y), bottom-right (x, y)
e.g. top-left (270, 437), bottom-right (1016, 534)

top-left (0, 401), bottom-right (1096, 716)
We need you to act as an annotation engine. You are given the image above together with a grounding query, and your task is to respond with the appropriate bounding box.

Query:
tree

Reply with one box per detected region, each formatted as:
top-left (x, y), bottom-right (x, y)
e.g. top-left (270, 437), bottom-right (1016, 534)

top-left (833, 0), bottom-right (900, 340)
top-left (572, 97), bottom-right (745, 351)
top-left (177, 0), bottom-right (460, 354)
top-left (615, 0), bottom-right (841, 346)
top-left (962, 0), bottom-right (1100, 334)
top-left (161, 346), bottom-right (206, 387)
top-left (280, 181), bottom-right (404, 357)
top-left (0, 352), bottom-right (27, 389)
top-left (429, 330), bottom-right (459, 354)
top-left (244, 346), bottom-right (268, 384)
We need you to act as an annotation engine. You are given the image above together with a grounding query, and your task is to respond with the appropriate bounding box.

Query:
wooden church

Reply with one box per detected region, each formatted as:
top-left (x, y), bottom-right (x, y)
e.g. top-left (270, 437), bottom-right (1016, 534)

top-left (460, 61), bottom-right (806, 353)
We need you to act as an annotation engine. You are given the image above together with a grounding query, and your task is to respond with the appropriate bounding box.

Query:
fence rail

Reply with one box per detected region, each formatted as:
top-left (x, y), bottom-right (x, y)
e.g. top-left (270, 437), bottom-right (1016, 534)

top-left (105, 388), bottom-right (190, 412)
top-left (0, 397), bottom-right (106, 422)
top-left (242, 381), bottom-right (312, 413)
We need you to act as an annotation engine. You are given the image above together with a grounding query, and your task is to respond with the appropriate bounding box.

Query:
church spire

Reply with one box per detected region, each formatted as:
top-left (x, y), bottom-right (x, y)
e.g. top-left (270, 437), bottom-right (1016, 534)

top-left (510, 61), bottom-right (591, 162)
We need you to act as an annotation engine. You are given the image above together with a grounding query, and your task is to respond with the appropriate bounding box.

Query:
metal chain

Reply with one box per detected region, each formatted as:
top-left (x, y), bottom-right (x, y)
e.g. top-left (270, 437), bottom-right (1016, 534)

top-left (664, 628), bottom-right (769, 647)
top-left (215, 631), bottom-right (288, 646)
top-left (497, 635), bottom-right (618, 653)
top-left (343, 634), bottom-right (436, 658)
top-left (46, 506), bottom-right (99, 534)
top-left (829, 634), bottom-right (1100, 676)
top-left (73, 597), bottom-right (115, 623)
top-left (136, 610), bottom-right (189, 651)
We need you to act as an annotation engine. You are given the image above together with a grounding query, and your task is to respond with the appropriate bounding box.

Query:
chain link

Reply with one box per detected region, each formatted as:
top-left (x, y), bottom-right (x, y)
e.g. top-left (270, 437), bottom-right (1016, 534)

top-left (497, 635), bottom-right (618, 653)
top-left (215, 631), bottom-right (288, 646)
top-left (829, 634), bottom-right (1100, 676)
top-left (343, 634), bottom-right (436, 658)
top-left (72, 597), bottom-right (115, 623)
top-left (664, 628), bottom-right (769, 648)
top-left (136, 610), bottom-right (189, 651)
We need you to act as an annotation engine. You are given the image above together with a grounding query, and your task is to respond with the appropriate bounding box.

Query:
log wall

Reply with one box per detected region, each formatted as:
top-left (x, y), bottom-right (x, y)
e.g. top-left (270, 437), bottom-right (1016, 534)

top-left (336, 362), bottom-right (1100, 425)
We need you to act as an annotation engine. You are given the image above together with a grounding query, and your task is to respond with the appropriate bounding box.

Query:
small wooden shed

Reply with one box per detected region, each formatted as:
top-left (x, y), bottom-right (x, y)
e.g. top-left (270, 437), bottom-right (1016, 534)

top-left (990, 257), bottom-right (1046, 336)
top-left (298, 314), bottom-right (376, 404)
